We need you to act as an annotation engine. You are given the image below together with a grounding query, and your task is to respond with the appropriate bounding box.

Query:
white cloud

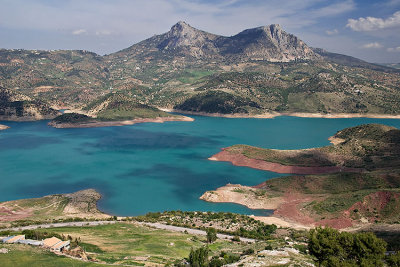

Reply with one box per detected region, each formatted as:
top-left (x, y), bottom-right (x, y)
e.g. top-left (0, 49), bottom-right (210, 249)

top-left (72, 29), bottom-right (87, 35)
top-left (387, 46), bottom-right (400, 52)
top-left (326, 29), bottom-right (339, 35)
top-left (362, 42), bottom-right (383, 49)
top-left (347, 11), bottom-right (400, 31)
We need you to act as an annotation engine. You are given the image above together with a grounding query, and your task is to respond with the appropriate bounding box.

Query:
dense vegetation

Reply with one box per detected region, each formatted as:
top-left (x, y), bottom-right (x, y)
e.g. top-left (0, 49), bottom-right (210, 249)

top-left (174, 91), bottom-right (260, 114)
top-left (135, 210), bottom-right (277, 240)
top-left (308, 227), bottom-right (387, 267)
top-left (52, 113), bottom-right (93, 123)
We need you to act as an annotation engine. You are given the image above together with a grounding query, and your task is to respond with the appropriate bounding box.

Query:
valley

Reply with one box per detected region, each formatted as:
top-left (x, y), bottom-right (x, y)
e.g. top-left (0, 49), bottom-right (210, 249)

top-left (1, 18), bottom-right (400, 267)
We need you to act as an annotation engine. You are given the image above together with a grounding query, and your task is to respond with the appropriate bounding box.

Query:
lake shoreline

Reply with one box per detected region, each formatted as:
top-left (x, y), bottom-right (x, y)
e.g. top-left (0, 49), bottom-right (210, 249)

top-left (48, 116), bottom-right (194, 128)
top-left (160, 109), bottom-right (400, 119)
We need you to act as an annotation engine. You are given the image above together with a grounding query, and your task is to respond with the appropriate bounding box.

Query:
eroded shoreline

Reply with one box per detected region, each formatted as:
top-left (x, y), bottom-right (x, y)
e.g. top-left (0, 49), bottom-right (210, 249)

top-left (209, 149), bottom-right (363, 174)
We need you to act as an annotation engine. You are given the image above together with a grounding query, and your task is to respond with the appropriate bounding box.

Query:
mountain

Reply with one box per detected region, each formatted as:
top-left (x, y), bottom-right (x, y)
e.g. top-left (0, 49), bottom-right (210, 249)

top-left (0, 22), bottom-right (399, 118)
top-left (111, 21), bottom-right (319, 62)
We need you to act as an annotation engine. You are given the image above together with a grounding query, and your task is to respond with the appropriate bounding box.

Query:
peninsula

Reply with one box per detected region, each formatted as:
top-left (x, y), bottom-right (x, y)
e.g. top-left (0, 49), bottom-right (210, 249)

top-left (202, 124), bottom-right (400, 229)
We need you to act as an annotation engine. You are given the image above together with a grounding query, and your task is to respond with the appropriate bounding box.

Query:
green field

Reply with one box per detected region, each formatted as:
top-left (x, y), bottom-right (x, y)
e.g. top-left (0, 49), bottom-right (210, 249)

top-left (31, 223), bottom-right (265, 265)
top-left (0, 244), bottom-right (98, 267)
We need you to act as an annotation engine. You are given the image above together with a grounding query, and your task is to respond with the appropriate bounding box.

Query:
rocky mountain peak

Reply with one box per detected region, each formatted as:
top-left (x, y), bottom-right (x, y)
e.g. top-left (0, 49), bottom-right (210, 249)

top-left (169, 21), bottom-right (197, 37)
top-left (157, 21), bottom-right (219, 57)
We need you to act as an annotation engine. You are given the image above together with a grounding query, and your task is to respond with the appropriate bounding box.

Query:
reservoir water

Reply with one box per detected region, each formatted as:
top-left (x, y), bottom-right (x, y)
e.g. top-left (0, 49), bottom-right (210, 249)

top-left (1, 115), bottom-right (400, 216)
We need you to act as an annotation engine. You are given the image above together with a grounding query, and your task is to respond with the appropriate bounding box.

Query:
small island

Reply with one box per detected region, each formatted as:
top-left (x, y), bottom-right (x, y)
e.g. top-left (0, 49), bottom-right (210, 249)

top-left (48, 93), bottom-right (194, 128)
top-left (0, 124), bottom-right (9, 130)
top-left (202, 124), bottom-right (400, 229)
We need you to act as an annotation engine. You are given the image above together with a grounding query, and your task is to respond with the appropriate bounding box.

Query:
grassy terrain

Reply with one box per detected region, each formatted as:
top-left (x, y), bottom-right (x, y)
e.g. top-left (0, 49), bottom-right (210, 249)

top-left (0, 244), bottom-right (98, 267)
top-left (226, 144), bottom-right (335, 167)
top-left (32, 222), bottom-right (266, 265)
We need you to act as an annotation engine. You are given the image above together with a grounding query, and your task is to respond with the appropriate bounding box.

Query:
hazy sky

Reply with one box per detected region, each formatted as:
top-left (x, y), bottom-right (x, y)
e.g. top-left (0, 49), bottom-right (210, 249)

top-left (1, 0), bottom-right (400, 63)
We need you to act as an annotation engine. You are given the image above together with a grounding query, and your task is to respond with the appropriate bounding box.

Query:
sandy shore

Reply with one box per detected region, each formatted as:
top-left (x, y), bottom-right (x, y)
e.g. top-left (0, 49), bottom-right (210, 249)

top-left (0, 124), bottom-right (9, 130)
top-left (200, 184), bottom-right (283, 210)
top-left (209, 149), bottom-right (363, 174)
top-left (159, 109), bottom-right (400, 119)
top-left (48, 116), bottom-right (194, 128)
top-left (200, 184), bottom-right (312, 230)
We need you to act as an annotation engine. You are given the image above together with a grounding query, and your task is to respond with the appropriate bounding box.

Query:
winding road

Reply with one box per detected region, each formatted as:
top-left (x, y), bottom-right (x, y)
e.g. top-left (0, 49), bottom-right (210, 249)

top-left (4, 220), bottom-right (256, 243)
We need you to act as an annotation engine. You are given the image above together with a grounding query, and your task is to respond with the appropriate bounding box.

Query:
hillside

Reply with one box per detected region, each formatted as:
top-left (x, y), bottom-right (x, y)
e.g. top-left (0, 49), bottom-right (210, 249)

top-left (203, 124), bottom-right (400, 228)
top-left (0, 22), bottom-right (399, 117)
top-left (0, 87), bottom-right (59, 121)
top-left (49, 93), bottom-right (192, 128)
top-left (0, 49), bottom-right (107, 108)
top-left (83, 92), bottom-right (175, 120)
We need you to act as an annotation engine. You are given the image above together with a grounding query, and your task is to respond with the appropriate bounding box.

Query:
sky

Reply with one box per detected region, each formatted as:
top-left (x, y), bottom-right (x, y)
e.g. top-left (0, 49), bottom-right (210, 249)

top-left (0, 0), bottom-right (400, 63)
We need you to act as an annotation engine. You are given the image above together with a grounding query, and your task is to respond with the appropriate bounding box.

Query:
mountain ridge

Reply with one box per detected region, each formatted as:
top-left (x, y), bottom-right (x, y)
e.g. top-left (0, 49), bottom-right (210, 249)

top-left (111, 21), bottom-right (320, 62)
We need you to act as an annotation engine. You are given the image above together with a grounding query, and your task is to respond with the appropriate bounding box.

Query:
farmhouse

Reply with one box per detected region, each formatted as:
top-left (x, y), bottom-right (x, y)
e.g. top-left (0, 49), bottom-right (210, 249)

top-left (43, 236), bottom-right (70, 252)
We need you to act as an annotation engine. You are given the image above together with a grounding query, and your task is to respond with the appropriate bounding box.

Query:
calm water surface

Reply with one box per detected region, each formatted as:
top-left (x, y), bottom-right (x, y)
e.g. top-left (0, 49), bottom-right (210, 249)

top-left (1, 115), bottom-right (399, 216)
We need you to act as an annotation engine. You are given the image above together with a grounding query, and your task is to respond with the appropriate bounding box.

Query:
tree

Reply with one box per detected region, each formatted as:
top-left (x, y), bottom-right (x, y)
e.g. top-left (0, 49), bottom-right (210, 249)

top-left (206, 228), bottom-right (217, 244)
top-left (308, 227), bottom-right (386, 267)
top-left (188, 246), bottom-right (209, 267)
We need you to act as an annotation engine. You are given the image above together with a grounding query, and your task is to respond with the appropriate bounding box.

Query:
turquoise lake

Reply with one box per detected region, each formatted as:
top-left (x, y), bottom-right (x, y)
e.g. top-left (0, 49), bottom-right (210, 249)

top-left (1, 115), bottom-right (400, 216)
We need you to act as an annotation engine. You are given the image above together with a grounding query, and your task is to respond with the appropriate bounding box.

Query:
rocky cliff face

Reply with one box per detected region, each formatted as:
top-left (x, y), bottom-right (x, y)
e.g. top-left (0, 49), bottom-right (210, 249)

top-left (113, 21), bottom-right (319, 62)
